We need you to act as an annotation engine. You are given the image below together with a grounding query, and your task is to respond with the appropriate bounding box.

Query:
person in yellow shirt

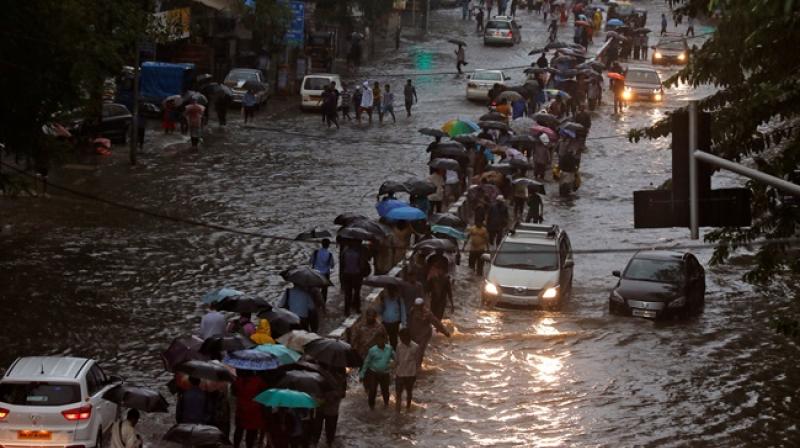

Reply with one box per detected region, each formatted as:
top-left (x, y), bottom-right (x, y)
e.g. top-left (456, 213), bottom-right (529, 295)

top-left (494, 99), bottom-right (512, 122)
top-left (465, 219), bottom-right (490, 275)
top-left (250, 319), bottom-right (275, 345)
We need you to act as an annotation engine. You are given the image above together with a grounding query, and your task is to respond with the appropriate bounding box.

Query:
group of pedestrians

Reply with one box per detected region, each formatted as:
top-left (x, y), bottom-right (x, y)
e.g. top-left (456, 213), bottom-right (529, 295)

top-left (320, 79), bottom-right (419, 128)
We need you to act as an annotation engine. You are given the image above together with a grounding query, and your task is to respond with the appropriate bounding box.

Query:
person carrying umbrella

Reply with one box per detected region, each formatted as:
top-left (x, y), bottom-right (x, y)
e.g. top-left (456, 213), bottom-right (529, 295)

top-left (176, 377), bottom-right (213, 425)
top-left (408, 298), bottom-right (451, 368)
top-left (310, 239), bottom-right (335, 303)
top-left (548, 18), bottom-right (559, 42)
top-left (184, 98), bottom-right (205, 151)
top-left (455, 44), bottom-right (467, 75)
top-left (278, 283), bottom-right (322, 332)
top-left (487, 196), bottom-right (510, 248)
top-left (111, 409), bottom-right (142, 448)
top-left (250, 319), bottom-right (275, 345)
top-left (339, 240), bottom-right (371, 316)
top-left (475, 6), bottom-right (485, 32)
top-left (526, 185), bottom-right (544, 223)
top-left (359, 332), bottom-right (394, 409)
top-left (512, 172), bottom-right (529, 219)
top-left (199, 302), bottom-right (226, 340)
top-left (227, 313), bottom-right (256, 338)
top-left (532, 133), bottom-right (551, 180)
top-left (380, 286), bottom-right (407, 348)
top-left (348, 307), bottom-right (388, 358)
top-left (359, 80), bottom-right (374, 124)
top-left (232, 370), bottom-right (266, 448)
top-left (242, 90), bottom-right (257, 124)
top-left (428, 169), bottom-right (445, 214)
top-left (394, 328), bottom-right (419, 412)
top-left (215, 90), bottom-right (231, 126)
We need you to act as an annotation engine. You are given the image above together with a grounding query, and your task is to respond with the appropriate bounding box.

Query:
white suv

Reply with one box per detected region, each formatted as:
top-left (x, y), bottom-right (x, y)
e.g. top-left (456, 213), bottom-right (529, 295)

top-left (0, 357), bottom-right (121, 448)
top-left (482, 224), bottom-right (574, 308)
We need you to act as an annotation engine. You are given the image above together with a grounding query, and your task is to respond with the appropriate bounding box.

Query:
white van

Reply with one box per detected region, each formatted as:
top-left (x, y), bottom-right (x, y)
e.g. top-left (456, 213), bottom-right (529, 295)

top-left (300, 74), bottom-right (342, 111)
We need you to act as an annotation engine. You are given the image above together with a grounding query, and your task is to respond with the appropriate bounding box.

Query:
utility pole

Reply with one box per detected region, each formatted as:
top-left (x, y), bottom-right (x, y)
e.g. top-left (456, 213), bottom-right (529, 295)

top-left (688, 100), bottom-right (698, 239)
top-left (425, 0), bottom-right (430, 34)
top-left (412, 0), bottom-right (416, 29)
top-left (129, 43), bottom-right (140, 166)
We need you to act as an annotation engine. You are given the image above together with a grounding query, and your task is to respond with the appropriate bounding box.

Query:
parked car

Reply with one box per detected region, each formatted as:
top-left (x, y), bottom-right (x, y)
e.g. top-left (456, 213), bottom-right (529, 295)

top-left (621, 66), bottom-right (664, 102)
top-left (69, 103), bottom-right (133, 143)
top-left (484, 16), bottom-right (522, 46)
top-left (482, 223), bottom-right (574, 308)
top-left (466, 70), bottom-right (511, 101)
top-left (606, 0), bottom-right (635, 25)
top-left (609, 251), bottom-right (706, 319)
top-left (223, 68), bottom-right (269, 104)
top-left (300, 74), bottom-right (342, 111)
top-left (652, 34), bottom-right (689, 65)
top-left (0, 356), bottom-right (122, 448)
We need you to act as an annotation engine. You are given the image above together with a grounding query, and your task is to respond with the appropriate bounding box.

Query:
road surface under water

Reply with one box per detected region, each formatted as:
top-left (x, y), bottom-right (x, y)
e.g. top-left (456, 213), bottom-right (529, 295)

top-left (1, 1), bottom-right (798, 446)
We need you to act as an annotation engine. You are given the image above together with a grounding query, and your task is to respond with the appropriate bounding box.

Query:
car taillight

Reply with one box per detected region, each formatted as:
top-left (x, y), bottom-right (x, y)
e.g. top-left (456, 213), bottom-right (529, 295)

top-left (0, 407), bottom-right (9, 420)
top-left (62, 405), bottom-right (92, 421)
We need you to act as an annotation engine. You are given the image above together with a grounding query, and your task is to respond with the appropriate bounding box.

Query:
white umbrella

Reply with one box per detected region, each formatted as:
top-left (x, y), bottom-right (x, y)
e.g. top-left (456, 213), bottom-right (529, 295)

top-left (277, 330), bottom-right (322, 353)
top-left (505, 147), bottom-right (525, 160)
top-left (510, 117), bottom-right (536, 135)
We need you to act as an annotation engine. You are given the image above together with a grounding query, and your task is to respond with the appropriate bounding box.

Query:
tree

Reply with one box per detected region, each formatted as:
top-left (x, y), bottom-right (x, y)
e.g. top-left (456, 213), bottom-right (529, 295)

top-left (631, 0), bottom-right (800, 283)
top-left (239, 0), bottom-right (291, 53)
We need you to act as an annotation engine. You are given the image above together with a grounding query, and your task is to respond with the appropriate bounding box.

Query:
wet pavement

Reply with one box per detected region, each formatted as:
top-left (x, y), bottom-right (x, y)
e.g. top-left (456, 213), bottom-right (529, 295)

top-left (2, 0), bottom-right (800, 446)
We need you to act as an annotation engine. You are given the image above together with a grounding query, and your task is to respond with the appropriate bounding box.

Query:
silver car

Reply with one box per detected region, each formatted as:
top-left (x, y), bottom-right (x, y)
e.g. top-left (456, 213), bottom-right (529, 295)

top-left (483, 16), bottom-right (522, 46)
top-left (621, 67), bottom-right (664, 102)
top-left (223, 68), bottom-right (269, 104)
top-left (466, 70), bottom-right (510, 101)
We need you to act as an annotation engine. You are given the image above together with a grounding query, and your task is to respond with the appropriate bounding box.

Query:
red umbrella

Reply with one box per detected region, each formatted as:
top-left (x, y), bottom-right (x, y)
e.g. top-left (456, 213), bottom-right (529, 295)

top-left (607, 72), bottom-right (625, 81)
top-left (532, 125), bottom-right (558, 140)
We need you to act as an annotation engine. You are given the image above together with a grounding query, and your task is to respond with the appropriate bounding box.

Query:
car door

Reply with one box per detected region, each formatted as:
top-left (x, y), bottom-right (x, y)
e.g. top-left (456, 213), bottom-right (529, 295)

top-left (685, 255), bottom-right (705, 305)
top-left (87, 364), bottom-right (117, 434)
top-left (558, 236), bottom-right (574, 297)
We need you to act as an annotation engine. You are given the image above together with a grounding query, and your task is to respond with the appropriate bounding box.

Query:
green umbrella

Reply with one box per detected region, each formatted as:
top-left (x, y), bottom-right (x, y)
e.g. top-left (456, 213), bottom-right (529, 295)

top-left (256, 344), bottom-right (302, 365)
top-left (254, 388), bottom-right (317, 409)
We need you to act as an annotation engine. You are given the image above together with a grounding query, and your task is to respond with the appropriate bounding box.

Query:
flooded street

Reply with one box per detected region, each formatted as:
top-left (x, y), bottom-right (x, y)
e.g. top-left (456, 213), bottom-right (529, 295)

top-left (2, 0), bottom-right (799, 446)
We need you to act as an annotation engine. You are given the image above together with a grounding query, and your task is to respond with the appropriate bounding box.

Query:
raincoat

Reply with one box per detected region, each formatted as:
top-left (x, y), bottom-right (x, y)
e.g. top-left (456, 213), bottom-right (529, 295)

top-left (233, 374), bottom-right (267, 430)
top-left (250, 319), bottom-right (275, 345)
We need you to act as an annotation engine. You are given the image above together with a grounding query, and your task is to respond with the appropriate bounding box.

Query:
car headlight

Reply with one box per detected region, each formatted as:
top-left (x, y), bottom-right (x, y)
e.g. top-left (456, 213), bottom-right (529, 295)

top-left (611, 290), bottom-right (624, 303)
top-left (542, 286), bottom-right (559, 299)
top-left (622, 89), bottom-right (632, 100)
top-left (668, 296), bottom-right (686, 308)
top-left (654, 52), bottom-right (663, 59)
top-left (484, 281), bottom-right (499, 296)
top-left (653, 91), bottom-right (663, 101)
top-left (677, 52), bottom-right (686, 61)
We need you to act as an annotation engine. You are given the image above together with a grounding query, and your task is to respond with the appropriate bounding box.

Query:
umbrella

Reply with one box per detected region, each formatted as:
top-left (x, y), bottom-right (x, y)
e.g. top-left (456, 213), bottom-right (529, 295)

top-left (448, 38), bottom-right (467, 46)
top-left (295, 228), bottom-right (333, 241)
top-left (254, 389), bottom-right (317, 409)
top-left (215, 297), bottom-right (272, 314)
top-left (280, 266), bottom-right (331, 288)
top-left (608, 72), bottom-right (625, 81)
top-left (412, 238), bottom-right (458, 252)
top-left (343, 219), bottom-right (392, 240)
top-left (490, 144), bottom-right (511, 156)
top-left (163, 424), bottom-right (231, 446)
top-left (304, 338), bottom-right (360, 368)
top-left (506, 147), bottom-right (525, 160)
top-left (376, 198), bottom-right (410, 217)
top-left (551, 55), bottom-right (575, 66)
top-left (560, 128), bottom-right (577, 139)
top-left (419, 128), bottom-right (448, 138)
top-left (485, 163), bottom-right (516, 175)
top-left (161, 335), bottom-right (207, 372)
top-left (378, 180), bottom-right (409, 196)
top-left (509, 135), bottom-right (537, 146)
top-left (385, 206), bottom-right (427, 222)
top-left (532, 124), bottom-right (558, 140)
top-left (174, 360), bottom-right (236, 382)
top-left (562, 121), bottom-right (588, 136)
top-left (479, 111), bottom-right (506, 122)
top-left (182, 90), bottom-right (208, 106)
top-left (528, 47), bottom-right (546, 55)
top-left (545, 41), bottom-right (571, 50)
top-left (258, 308), bottom-right (302, 338)
top-left (276, 370), bottom-right (332, 398)
top-left (634, 27), bottom-right (652, 34)
top-left (200, 334), bottom-right (255, 355)
top-left (276, 330), bottom-right (322, 353)
top-left (403, 178), bottom-right (437, 196)
top-left (103, 385), bottom-right (169, 412)
top-left (579, 68), bottom-right (602, 78)
top-left (476, 138), bottom-right (497, 149)
top-left (162, 94), bottom-right (183, 107)
top-left (512, 178), bottom-right (547, 195)
top-left (577, 60), bottom-right (605, 71)
top-left (430, 212), bottom-right (466, 230)
top-left (478, 121), bottom-right (509, 132)
top-left (510, 117), bottom-right (536, 135)
top-left (496, 90), bottom-right (524, 102)
top-left (616, 25), bottom-right (632, 34)
top-left (430, 225), bottom-right (466, 240)
top-left (223, 349), bottom-right (281, 371)
top-left (363, 275), bottom-right (410, 289)
top-left (524, 67), bottom-right (549, 75)
top-left (607, 18), bottom-right (624, 26)
top-left (430, 141), bottom-right (466, 152)
top-left (575, 20), bottom-right (592, 27)
top-left (534, 113), bottom-right (561, 128)
top-left (431, 145), bottom-right (469, 161)
top-left (567, 43), bottom-right (587, 51)
top-left (337, 226), bottom-right (377, 241)
top-left (441, 119), bottom-right (480, 137)
top-left (509, 158), bottom-right (532, 170)
top-left (546, 89), bottom-right (571, 100)
top-left (202, 287), bottom-right (244, 304)
top-left (256, 343), bottom-right (302, 364)
top-left (428, 158), bottom-right (461, 171)
top-left (333, 213), bottom-right (368, 226)
top-left (452, 134), bottom-right (478, 145)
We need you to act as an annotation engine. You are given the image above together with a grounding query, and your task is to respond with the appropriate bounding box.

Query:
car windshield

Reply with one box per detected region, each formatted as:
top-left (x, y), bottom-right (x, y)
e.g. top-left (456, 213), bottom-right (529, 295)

top-left (304, 77), bottom-right (332, 91)
top-left (658, 40), bottom-right (685, 51)
top-left (472, 71), bottom-right (502, 81)
top-left (624, 259), bottom-right (684, 283)
top-left (0, 382), bottom-right (81, 406)
top-left (616, 5), bottom-right (634, 14)
top-left (225, 71), bottom-right (259, 82)
top-left (626, 70), bottom-right (660, 84)
top-left (487, 21), bottom-right (511, 29)
top-left (493, 242), bottom-right (558, 270)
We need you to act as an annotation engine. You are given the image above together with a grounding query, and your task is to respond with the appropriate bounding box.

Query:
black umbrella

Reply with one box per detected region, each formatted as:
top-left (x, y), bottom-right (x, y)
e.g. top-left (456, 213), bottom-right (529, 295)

top-left (363, 275), bottom-right (411, 289)
top-left (418, 128), bottom-right (448, 138)
top-left (534, 113), bottom-right (560, 128)
top-left (337, 226), bottom-right (377, 241)
top-left (447, 38), bottom-right (467, 46)
top-left (341, 219), bottom-right (392, 240)
top-left (509, 135), bottom-right (537, 146)
top-left (304, 338), bottom-right (361, 368)
top-left (403, 178), bottom-right (437, 196)
top-left (259, 308), bottom-right (302, 338)
top-left (452, 134), bottom-right (478, 145)
top-left (479, 111), bottom-right (506, 122)
top-left (215, 296), bottom-right (273, 314)
top-left (428, 158), bottom-right (461, 171)
top-left (103, 385), bottom-right (169, 413)
top-left (412, 238), bottom-right (458, 252)
top-left (562, 121), bottom-right (588, 136)
top-left (524, 67), bottom-right (549, 75)
top-left (378, 180), bottom-right (409, 196)
top-left (509, 158), bottom-right (532, 170)
top-left (295, 228), bottom-right (333, 241)
top-left (276, 370), bottom-right (332, 398)
top-left (567, 43), bottom-right (586, 51)
top-left (578, 68), bottom-right (602, 78)
top-left (616, 25), bottom-right (632, 33)
top-left (545, 41), bottom-right (571, 50)
top-left (163, 424), bottom-right (231, 447)
top-left (429, 141), bottom-right (466, 152)
top-left (478, 121), bottom-right (509, 132)
top-left (551, 55), bottom-right (576, 66)
top-left (333, 213), bottom-right (368, 226)
top-left (181, 90), bottom-right (208, 106)
top-left (528, 47), bottom-right (546, 55)
top-left (556, 69), bottom-right (579, 78)
top-left (280, 266), bottom-right (332, 287)
top-left (512, 177), bottom-right (546, 195)
top-left (431, 145), bottom-right (469, 161)
top-left (200, 334), bottom-right (255, 356)
top-left (634, 27), bottom-right (652, 34)
top-left (174, 360), bottom-right (236, 382)
top-left (430, 212), bottom-right (467, 230)
top-left (161, 335), bottom-right (208, 372)
top-left (484, 163), bottom-right (516, 175)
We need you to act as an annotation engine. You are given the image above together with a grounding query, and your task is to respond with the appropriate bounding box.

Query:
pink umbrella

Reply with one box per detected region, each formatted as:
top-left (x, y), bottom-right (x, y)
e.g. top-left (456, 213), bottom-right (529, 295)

top-left (532, 125), bottom-right (558, 140)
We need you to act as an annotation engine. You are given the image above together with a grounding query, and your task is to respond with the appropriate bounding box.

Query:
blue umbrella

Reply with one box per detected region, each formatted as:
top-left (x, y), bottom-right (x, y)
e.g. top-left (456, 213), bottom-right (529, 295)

top-left (223, 349), bottom-right (281, 371)
top-left (385, 206), bottom-right (427, 222)
top-left (431, 225), bottom-right (467, 240)
top-left (256, 344), bottom-right (302, 365)
top-left (376, 199), bottom-right (410, 217)
top-left (202, 287), bottom-right (244, 304)
top-left (607, 18), bottom-right (624, 26)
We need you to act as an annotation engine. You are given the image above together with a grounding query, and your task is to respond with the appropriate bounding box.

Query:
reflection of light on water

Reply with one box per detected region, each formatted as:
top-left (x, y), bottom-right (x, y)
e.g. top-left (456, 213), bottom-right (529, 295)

top-left (527, 353), bottom-right (563, 383)
top-left (532, 317), bottom-right (561, 336)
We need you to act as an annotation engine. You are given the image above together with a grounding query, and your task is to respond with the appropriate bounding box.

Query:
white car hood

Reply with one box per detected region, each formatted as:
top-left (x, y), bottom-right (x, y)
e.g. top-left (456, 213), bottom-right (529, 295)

top-left (487, 265), bottom-right (559, 289)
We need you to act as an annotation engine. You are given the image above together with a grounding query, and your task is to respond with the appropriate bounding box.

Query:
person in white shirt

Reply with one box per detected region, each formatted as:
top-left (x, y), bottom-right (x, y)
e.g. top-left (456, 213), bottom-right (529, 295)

top-left (111, 409), bottom-right (142, 448)
top-left (428, 169), bottom-right (445, 214)
top-left (394, 328), bottom-right (420, 411)
top-left (359, 81), bottom-right (374, 124)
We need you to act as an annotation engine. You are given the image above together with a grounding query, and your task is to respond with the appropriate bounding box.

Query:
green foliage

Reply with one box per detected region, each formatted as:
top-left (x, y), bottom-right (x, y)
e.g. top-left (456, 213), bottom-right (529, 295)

top-left (239, 0), bottom-right (291, 52)
top-left (355, 0), bottom-right (395, 24)
top-left (632, 0), bottom-right (800, 283)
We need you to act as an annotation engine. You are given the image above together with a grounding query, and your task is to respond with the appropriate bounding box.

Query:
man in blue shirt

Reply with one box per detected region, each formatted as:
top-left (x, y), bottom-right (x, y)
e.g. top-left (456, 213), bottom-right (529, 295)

top-left (310, 239), bottom-right (335, 303)
top-left (380, 286), bottom-right (407, 348)
top-left (279, 284), bottom-right (322, 332)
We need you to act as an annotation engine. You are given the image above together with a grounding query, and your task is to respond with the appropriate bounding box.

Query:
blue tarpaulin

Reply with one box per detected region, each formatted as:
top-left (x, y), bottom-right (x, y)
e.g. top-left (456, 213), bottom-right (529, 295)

top-left (139, 62), bottom-right (195, 103)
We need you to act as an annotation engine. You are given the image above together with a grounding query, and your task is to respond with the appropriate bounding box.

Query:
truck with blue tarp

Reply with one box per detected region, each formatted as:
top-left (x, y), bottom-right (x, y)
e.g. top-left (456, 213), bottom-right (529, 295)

top-left (116, 62), bottom-right (196, 115)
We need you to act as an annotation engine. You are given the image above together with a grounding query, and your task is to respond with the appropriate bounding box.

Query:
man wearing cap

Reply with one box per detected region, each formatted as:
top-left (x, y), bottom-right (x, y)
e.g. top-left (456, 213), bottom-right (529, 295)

top-left (359, 81), bottom-right (374, 124)
top-left (408, 298), bottom-right (451, 368)
top-left (532, 133), bottom-right (551, 180)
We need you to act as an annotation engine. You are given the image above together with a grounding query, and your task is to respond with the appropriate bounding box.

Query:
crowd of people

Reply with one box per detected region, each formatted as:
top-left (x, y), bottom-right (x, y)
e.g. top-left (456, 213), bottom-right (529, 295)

top-left (315, 79), bottom-right (420, 129)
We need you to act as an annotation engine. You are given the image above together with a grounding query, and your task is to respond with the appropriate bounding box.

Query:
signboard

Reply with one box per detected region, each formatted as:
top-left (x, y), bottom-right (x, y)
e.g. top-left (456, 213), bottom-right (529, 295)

top-left (285, 1), bottom-right (305, 46)
top-left (153, 8), bottom-right (191, 41)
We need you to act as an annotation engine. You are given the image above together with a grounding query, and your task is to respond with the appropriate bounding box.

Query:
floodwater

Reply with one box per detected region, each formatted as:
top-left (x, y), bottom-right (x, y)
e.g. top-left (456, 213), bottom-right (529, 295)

top-left (1, 1), bottom-right (798, 446)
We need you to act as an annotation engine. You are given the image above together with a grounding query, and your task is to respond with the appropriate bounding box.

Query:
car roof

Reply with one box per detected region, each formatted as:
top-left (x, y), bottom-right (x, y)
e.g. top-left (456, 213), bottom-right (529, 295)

top-left (488, 16), bottom-right (514, 22)
top-left (503, 234), bottom-right (558, 245)
top-left (626, 65), bottom-right (658, 73)
top-left (632, 250), bottom-right (686, 261)
top-left (305, 73), bottom-right (341, 78)
top-left (229, 68), bottom-right (260, 73)
top-left (3, 357), bottom-right (91, 381)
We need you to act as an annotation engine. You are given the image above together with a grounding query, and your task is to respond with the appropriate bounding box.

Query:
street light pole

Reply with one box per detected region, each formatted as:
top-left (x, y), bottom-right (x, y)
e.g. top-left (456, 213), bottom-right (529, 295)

top-left (130, 43), bottom-right (140, 166)
top-left (688, 100), bottom-right (698, 239)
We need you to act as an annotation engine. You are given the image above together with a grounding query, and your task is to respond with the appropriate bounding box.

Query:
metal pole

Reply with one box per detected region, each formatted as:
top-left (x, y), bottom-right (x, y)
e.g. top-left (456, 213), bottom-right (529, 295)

top-left (425, 0), bottom-right (430, 34)
top-left (688, 100), bottom-right (699, 239)
top-left (412, 0), bottom-right (416, 29)
top-left (695, 150), bottom-right (800, 197)
top-left (130, 43), bottom-right (140, 166)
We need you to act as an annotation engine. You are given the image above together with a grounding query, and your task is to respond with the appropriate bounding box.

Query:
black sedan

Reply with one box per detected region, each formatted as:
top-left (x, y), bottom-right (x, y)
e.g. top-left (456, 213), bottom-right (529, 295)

top-left (609, 251), bottom-right (705, 319)
top-left (70, 103), bottom-right (133, 143)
